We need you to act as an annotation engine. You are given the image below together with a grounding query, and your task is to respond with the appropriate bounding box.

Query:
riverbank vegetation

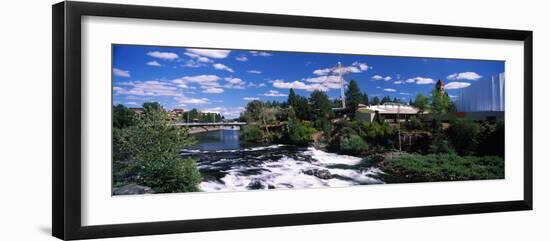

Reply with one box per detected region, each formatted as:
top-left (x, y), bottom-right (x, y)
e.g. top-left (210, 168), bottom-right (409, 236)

top-left (112, 104), bottom-right (201, 194)
top-left (238, 79), bottom-right (504, 182)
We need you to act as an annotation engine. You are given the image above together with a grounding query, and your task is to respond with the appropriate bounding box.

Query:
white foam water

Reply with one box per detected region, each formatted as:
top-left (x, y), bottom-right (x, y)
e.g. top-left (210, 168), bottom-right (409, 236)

top-left (199, 147), bottom-right (384, 192)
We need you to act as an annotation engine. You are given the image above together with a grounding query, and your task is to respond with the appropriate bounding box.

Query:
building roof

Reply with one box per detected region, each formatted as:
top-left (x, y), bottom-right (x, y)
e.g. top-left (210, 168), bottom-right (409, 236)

top-left (359, 103), bottom-right (420, 114)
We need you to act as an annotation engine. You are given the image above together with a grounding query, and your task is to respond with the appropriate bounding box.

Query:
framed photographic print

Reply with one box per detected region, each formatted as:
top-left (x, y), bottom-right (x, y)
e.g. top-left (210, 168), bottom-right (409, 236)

top-left (52, 1), bottom-right (533, 240)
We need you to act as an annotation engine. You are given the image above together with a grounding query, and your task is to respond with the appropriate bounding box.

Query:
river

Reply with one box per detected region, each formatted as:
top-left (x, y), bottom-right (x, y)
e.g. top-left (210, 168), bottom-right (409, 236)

top-left (181, 129), bottom-right (385, 192)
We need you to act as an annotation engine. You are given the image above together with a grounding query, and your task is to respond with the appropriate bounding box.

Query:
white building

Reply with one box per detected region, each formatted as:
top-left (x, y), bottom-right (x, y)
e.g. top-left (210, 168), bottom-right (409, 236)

top-left (454, 73), bottom-right (505, 112)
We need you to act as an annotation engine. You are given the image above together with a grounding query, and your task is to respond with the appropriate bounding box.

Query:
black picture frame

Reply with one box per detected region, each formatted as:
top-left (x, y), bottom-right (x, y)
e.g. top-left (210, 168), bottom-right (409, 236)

top-left (52, 1), bottom-right (533, 240)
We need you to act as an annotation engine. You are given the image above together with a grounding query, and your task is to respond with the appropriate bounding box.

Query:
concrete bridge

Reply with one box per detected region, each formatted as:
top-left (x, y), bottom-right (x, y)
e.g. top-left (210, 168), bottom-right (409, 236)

top-left (172, 122), bottom-right (246, 127)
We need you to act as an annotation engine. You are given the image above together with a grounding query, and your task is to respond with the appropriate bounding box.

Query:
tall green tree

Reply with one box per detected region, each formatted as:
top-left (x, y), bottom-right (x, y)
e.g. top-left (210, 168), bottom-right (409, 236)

top-left (413, 93), bottom-right (429, 114)
top-left (371, 96), bottom-right (380, 105)
top-left (345, 79), bottom-right (363, 113)
top-left (113, 104), bottom-right (136, 128)
top-left (288, 88), bottom-right (298, 108)
top-left (430, 88), bottom-right (453, 114)
top-left (310, 90), bottom-right (333, 119)
top-left (143, 102), bottom-right (162, 111)
top-left (361, 93), bottom-right (369, 105)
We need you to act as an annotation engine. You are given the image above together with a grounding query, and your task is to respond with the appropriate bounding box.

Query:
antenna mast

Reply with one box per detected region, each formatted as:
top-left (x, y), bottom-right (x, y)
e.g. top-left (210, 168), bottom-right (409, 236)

top-left (337, 62), bottom-right (346, 109)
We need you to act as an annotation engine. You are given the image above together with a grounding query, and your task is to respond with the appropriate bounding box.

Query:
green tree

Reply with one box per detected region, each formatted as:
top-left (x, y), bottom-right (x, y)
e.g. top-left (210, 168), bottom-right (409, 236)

top-left (113, 104), bottom-right (136, 128)
top-left (371, 96), bottom-right (380, 105)
top-left (430, 89), bottom-right (453, 114)
top-left (288, 88), bottom-right (298, 108)
top-left (113, 107), bottom-right (201, 193)
top-left (286, 107), bottom-right (315, 145)
top-left (293, 95), bottom-right (313, 120)
top-left (143, 102), bottom-right (162, 111)
top-left (361, 93), bottom-right (369, 105)
top-left (345, 79), bottom-right (363, 116)
top-left (447, 118), bottom-right (480, 155)
top-left (310, 90), bottom-right (333, 119)
top-left (413, 93), bottom-right (429, 114)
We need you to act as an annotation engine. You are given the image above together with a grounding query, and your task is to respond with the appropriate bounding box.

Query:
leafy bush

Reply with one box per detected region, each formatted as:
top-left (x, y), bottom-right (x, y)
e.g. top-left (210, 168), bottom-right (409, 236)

top-left (429, 133), bottom-right (455, 154)
top-left (404, 116), bottom-right (423, 130)
top-left (476, 121), bottom-right (504, 158)
top-left (141, 156), bottom-right (201, 193)
top-left (241, 124), bottom-right (264, 143)
top-left (447, 118), bottom-right (480, 155)
top-left (339, 134), bottom-right (369, 154)
top-left (288, 120), bottom-right (315, 146)
top-left (113, 107), bottom-right (201, 193)
top-left (385, 153), bottom-right (504, 181)
top-left (359, 121), bottom-right (395, 147)
top-left (113, 104), bottom-right (136, 128)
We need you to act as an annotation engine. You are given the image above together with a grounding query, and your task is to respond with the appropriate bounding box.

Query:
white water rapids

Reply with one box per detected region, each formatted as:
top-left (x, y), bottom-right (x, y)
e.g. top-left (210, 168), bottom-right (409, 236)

top-left (181, 145), bottom-right (385, 192)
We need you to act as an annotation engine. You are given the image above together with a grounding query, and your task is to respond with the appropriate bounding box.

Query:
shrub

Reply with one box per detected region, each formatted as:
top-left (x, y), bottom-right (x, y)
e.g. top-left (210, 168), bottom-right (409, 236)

top-left (241, 124), bottom-right (264, 143)
top-left (404, 116), bottom-right (423, 130)
top-left (141, 156), bottom-right (201, 193)
top-left (476, 121), bottom-right (504, 158)
top-left (339, 134), bottom-right (369, 154)
top-left (359, 121), bottom-right (395, 147)
top-left (113, 108), bottom-right (201, 193)
top-left (288, 120), bottom-right (315, 146)
top-left (447, 118), bottom-right (480, 155)
top-left (429, 133), bottom-right (455, 154)
top-left (385, 153), bottom-right (504, 181)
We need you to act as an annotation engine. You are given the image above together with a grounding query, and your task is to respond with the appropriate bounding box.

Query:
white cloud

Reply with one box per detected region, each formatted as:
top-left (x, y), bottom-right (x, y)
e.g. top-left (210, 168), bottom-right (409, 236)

top-left (394, 80), bottom-right (403, 84)
top-left (212, 63), bottom-right (234, 73)
top-left (113, 68), bottom-right (130, 77)
top-left (447, 72), bottom-right (482, 81)
top-left (186, 48), bottom-right (231, 59)
top-left (272, 79), bottom-right (329, 92)
top-left (202, 87), bottom-right (224, 94)
top-left (182, 60), bottom-right (205, 68)
top-left (224, 77), bottom-right (246, 89)
top-left (247, 70), bottom-right (262, 74)
top-left (173, 75), bottom-right (222, 92)
top-left (147, 51), bottom-right (179, 60)
top-left (173, 75), bottom-right (221, 84)
top-left (125, 101), bottom-right (139, 106)
top-left (113, 80), bottom-right (181, 96)
top-left (243, 97), bottom-right (260, 101)
top-left (312, 68), bottom-right (332, 76)
top-left (399, 92), bottom-right (411, 95)
top-left (444, 82), bottom-right (471, 90)
top-left (249, 51), bottom-right (272, 57)
top-left (263, 90), bottom-right (287, 97)
top-left (247, 82), bottom-right (266, 88)
top-left (383, 88), bottom-right (397, 92)
top-left (174, 96), bottom-right (210, 104)
top-left (184, 52), bottom-right (212, 63)
top-left (235, 56), bottom-right (248, 62)
top-left (405, 76), bottom-right (435, 85)
top-left (146, 61), bottom-right (162, 67)
top-left (371, 75), bottom-right (392, 81)
top-left (313, 62), bottom-right (369, 76)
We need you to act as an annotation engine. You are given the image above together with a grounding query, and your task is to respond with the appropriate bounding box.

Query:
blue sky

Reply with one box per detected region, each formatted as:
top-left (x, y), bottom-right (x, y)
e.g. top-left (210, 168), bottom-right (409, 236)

top-left (112, 44), bottom-right (504, 118)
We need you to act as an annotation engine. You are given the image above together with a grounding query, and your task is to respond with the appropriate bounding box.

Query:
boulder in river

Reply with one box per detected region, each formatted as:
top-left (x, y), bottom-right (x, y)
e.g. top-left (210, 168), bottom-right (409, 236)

top-left (112, 184), bottom-right (154, 195)
top-left (303, 169), bottom-right (332, 179)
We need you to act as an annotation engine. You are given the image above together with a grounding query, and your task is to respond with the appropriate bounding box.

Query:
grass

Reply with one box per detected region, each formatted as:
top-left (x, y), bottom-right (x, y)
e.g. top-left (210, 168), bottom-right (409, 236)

top-left (384, 153), bottom-right (504, 181)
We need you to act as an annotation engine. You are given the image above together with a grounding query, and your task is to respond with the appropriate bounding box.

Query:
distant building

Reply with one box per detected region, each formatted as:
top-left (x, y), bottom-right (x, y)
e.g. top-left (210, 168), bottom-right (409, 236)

top-left (129, 108), bottom-right (144, 114)
top-left (436, 79), bottom-right (445, 92)
top-left (172, 108), bottom-right (185, 116)
top-left (356, 103), bottom-right (420, 123)
top-left (454, 73), bottom-right (505, 112)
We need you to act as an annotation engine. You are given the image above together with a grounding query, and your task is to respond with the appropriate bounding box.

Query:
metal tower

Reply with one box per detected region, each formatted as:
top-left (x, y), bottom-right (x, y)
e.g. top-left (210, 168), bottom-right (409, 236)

top-left (337, 62), bottom-right (346, 109)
